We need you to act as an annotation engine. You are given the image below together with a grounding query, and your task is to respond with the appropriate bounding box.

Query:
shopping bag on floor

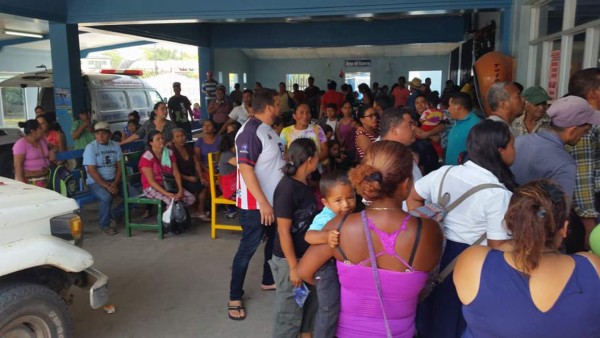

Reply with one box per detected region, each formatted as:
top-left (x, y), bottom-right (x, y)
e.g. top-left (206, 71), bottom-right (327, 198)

top-left (162, 198), bottom-right (175, 224)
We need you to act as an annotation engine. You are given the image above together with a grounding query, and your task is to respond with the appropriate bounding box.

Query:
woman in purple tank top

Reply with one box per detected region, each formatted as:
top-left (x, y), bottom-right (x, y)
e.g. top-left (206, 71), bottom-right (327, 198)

top-left (454, 180), bottom-right (600, 338)
top-left (298, 141), bottom-right (443, 337)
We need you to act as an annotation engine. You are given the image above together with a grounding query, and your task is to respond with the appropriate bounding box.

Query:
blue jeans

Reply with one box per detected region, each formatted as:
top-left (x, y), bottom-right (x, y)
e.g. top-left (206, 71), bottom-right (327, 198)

top-left (314, 260), bottom-right (340, 338)
top-left (88, 180), bottom-right (124, 228)
top-left (229, 209), bottom-right (275, 301)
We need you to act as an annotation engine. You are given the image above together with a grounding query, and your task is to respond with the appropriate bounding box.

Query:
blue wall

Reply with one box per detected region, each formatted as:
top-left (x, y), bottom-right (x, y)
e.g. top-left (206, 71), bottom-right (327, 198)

top-left (213, 48), bottom-right (252, 90)
top-left (251, 55), bottom-right (450, 91)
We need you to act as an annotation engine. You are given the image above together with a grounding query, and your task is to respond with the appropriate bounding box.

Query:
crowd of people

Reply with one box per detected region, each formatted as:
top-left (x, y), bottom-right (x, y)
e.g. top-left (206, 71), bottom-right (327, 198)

top-left (11, 66), bottom-right (600, 337)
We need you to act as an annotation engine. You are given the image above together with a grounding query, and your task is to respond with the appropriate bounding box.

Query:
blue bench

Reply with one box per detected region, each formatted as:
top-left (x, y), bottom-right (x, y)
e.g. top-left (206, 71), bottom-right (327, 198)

top-left (55, 141), bottom-right (146, 211)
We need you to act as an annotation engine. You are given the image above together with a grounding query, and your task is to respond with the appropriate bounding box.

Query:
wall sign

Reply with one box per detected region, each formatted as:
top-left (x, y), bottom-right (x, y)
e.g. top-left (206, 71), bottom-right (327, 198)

top-left (345, 59), bottom-right (371, 67)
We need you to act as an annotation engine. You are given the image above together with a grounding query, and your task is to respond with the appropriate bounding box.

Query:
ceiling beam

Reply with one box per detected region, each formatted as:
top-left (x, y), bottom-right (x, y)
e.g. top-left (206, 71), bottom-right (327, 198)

top-left (80, 40), bottom-right (155, 58)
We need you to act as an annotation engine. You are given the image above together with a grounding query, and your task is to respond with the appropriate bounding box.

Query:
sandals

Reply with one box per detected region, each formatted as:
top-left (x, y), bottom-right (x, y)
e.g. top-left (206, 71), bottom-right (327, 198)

top-left (228, 301), bottom-right (246, 321)
top-left (260, 283), bottom-right (276, 291)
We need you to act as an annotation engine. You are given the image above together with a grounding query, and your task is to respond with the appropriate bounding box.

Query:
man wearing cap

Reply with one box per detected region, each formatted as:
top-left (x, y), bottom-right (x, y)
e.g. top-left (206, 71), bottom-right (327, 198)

top-left (511, 86), bottom-right (552, 137)
top-left (83, 122), bottom-right (123, 235)
top-left (511, 95), bottom-right (600, 200)
top-left (202, 71), bottom-right (218, 113)
top-left (406, 77), bottom-right (424, 112)
top-left (565, 68), bottom-right (600, 251)
top-left (168, 82), bottom-right (194, 140)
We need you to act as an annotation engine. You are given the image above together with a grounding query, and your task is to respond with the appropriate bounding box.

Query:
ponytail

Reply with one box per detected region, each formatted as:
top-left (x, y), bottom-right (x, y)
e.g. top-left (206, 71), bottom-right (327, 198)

top-left (281, 138), bottom-right (316, 176)
top-left (18, 119), bottom-right (40, 135)
top-left (504, 180), bottom-right (568, 274)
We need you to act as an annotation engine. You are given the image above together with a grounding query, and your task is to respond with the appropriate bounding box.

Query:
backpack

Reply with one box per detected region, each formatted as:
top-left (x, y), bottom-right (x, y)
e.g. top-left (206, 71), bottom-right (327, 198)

top-left (48, 164), bottom-right (84, 198)
top-left (409, 166), bottom-right (503, 222)
top-left (410, 166), bottom-right (504, 291)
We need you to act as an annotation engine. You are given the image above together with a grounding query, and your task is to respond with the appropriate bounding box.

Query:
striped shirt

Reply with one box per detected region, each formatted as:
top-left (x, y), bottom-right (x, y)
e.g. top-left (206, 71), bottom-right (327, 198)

top-left (235, 117), bottom-right (285, 210)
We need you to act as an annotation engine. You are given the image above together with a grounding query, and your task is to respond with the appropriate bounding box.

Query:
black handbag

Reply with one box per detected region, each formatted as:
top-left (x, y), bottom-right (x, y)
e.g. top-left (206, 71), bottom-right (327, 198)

top-left (162, 173), bottom-right (178, 193)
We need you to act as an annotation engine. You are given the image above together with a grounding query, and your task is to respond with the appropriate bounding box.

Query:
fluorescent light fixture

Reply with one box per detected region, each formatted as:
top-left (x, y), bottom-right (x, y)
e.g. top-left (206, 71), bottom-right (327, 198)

top-left (4, 30), bottom-right (43, 39)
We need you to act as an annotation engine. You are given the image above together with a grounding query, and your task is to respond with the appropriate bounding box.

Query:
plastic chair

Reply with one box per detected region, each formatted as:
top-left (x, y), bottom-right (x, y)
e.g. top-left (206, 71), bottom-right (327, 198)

top-left (120, 151), bottom-right (164, 239)
top-left (207, 152), bottom-right (241, 239)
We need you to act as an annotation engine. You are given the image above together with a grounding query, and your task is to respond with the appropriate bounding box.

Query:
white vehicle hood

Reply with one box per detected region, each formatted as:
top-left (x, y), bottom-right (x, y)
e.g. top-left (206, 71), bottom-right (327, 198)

top-left (0, 178), bottom-right (78, 231)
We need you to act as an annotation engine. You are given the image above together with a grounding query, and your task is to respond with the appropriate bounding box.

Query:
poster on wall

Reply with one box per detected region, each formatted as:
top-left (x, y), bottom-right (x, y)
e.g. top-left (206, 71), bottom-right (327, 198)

top-left (547, 50), bottom-right (560, 100)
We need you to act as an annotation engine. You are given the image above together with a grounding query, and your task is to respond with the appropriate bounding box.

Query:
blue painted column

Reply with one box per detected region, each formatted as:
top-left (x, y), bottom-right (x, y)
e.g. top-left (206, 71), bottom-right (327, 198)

top-left (198, 46), bottom-right (214, 121)
top-left (499, 7), bottom-right (513, 56)
top-left (49, 22), bottom-right (83, 147)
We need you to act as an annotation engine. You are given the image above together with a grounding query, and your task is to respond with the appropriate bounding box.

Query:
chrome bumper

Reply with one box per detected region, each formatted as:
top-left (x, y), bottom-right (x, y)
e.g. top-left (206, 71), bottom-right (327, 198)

top-left (83, 267), bottom-right (109, 309)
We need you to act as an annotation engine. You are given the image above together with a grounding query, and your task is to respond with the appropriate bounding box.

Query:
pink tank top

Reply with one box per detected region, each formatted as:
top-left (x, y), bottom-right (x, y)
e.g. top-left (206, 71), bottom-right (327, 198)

top-left (335, 212), bottom-right (428, 337)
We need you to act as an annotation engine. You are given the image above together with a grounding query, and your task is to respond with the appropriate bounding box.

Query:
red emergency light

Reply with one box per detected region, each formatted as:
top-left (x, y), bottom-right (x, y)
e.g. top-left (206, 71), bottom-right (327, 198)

top-left (100, 69), bottom-right (144, 76)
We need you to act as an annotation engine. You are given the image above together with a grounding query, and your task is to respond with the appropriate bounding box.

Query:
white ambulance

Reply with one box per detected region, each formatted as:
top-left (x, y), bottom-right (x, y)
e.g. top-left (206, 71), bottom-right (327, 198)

top-left (0, 69), bottom-right (164, 133)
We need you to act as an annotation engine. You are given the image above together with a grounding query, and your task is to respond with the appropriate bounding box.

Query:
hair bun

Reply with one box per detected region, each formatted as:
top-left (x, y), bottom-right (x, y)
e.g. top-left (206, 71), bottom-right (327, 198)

top-left (18, 121), bottom-right (26, 128)
top-left (365, 171), bottom-right (383, 183)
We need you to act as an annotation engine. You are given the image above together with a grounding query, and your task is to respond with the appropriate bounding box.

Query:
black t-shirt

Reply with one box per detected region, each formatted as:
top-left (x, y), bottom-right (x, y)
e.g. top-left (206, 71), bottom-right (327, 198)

top-left (167, 95), bottom-right (192, 123)
top-left (273, 176), bottom-right (317, 258)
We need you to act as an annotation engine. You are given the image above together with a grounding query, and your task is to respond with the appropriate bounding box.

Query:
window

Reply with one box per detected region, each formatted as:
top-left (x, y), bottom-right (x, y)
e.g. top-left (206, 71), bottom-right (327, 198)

top-left (345, 72), bottom-right (370, 100)
top-left (229, 73), bottom-right (239, 93)
top-left (408, 70), bottom-right (442, 94)
top-left (129, 91), bottom-right (149, 110)
top-left (286, 74), bottom-right (310, 91)
top-left (218, 71), bottom-right (223, 84)
top-left (528, 1), bottom-right (600, 96)
top-left (149, 90), bottom-right (164, 106)
top-left (243, 73), bottom-right (247, 84)
top-left (1, 87), bottom-right (25, 127)
top-left (538, 0), bottom-right (564, 36)
top-left (98, 91), bottom-right (128, 111)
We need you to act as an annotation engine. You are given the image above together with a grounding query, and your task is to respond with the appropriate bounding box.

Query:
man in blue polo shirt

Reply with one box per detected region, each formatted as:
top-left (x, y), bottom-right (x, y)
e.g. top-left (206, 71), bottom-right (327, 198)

top-left (445, 92), bottom-right (481, 165)
top-left (511, 95), bottom-right (600, 201)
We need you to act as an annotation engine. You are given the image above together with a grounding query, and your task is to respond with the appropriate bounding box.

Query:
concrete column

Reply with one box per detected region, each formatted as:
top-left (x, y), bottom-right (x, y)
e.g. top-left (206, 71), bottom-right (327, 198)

top-left (198, 46), bottom-right (214, 120)
top-left (49, 22), bottom-right (83, 147)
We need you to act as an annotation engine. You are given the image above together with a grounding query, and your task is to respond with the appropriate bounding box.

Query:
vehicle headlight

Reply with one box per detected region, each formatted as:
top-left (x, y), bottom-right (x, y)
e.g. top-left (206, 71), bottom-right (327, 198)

top-left (51, 213), bottom-right (82, 244)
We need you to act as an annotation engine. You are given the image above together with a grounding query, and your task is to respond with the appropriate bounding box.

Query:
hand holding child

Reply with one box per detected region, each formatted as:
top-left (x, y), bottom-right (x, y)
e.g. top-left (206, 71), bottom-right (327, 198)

top-left (328, 230), bottom-right (340, 248)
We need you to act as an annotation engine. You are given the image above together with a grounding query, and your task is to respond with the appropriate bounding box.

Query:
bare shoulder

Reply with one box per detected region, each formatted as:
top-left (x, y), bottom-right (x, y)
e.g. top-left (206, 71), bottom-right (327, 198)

top-left (575, 252), bottom-right (600, 277)
top-left (456, 245), bottom-right (492, 268)
top-left (419, 218), bottom-right (443, 238)
top-left (453, 245), bottom-right (492, 305)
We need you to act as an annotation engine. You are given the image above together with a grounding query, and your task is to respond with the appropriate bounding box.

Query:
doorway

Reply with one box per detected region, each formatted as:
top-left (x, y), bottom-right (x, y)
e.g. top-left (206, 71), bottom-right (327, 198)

top-left (345, 72), bottom-right (370, 99)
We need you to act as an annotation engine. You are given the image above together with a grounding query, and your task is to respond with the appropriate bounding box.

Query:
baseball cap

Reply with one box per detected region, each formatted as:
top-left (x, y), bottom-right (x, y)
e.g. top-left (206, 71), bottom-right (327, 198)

top-left (94, 121), bottom-right (111, 132)
top-left (547, 95), bottom-right (600, 128)
top-left (172, 82), bottom-right (181, 87)
top-left (522, 86), bottom-right (551, 105)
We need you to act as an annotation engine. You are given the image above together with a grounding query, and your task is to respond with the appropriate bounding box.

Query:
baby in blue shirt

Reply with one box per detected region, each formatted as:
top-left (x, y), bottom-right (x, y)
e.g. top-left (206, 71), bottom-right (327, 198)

top-left (305, 171), bottom-right (356, 338)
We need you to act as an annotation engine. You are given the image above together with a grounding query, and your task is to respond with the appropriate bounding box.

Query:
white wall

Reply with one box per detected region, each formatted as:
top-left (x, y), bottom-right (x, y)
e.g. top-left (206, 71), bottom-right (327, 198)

top-left (251, 55), bottom-right (450, 91)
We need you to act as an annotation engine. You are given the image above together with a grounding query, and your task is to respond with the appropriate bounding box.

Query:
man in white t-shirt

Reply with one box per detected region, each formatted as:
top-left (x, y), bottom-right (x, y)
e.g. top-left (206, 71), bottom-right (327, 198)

top-left (83, 122), bottom-right (123, 235)
top-left (219, 89), bottom-right (254, 134)
top-left (228, 88), bottom-right (285, 320)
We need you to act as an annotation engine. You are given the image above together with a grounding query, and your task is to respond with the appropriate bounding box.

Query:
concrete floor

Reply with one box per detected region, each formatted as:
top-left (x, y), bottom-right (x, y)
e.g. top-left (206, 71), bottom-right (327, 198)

top-left (70, 203), bottom-right (275, 338)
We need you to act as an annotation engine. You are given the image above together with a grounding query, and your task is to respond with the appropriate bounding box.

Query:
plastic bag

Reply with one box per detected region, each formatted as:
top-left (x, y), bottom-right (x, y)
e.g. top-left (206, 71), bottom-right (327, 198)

top-left (162, 198), bottom-right (175, 224)
top-left (171, 200), bottom-right (188, 223)
top-left (293, 283), bottom-right (310, 307)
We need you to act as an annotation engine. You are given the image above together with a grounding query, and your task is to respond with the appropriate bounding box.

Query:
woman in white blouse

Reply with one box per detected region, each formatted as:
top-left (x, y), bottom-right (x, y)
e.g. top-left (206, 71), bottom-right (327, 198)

top-left (407, 119), bottom-right (517, 338)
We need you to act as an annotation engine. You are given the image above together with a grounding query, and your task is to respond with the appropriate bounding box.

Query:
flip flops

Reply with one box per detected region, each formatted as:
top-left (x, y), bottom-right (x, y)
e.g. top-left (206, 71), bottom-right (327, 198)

top-left (228, 302), bottom-right (246, 321)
